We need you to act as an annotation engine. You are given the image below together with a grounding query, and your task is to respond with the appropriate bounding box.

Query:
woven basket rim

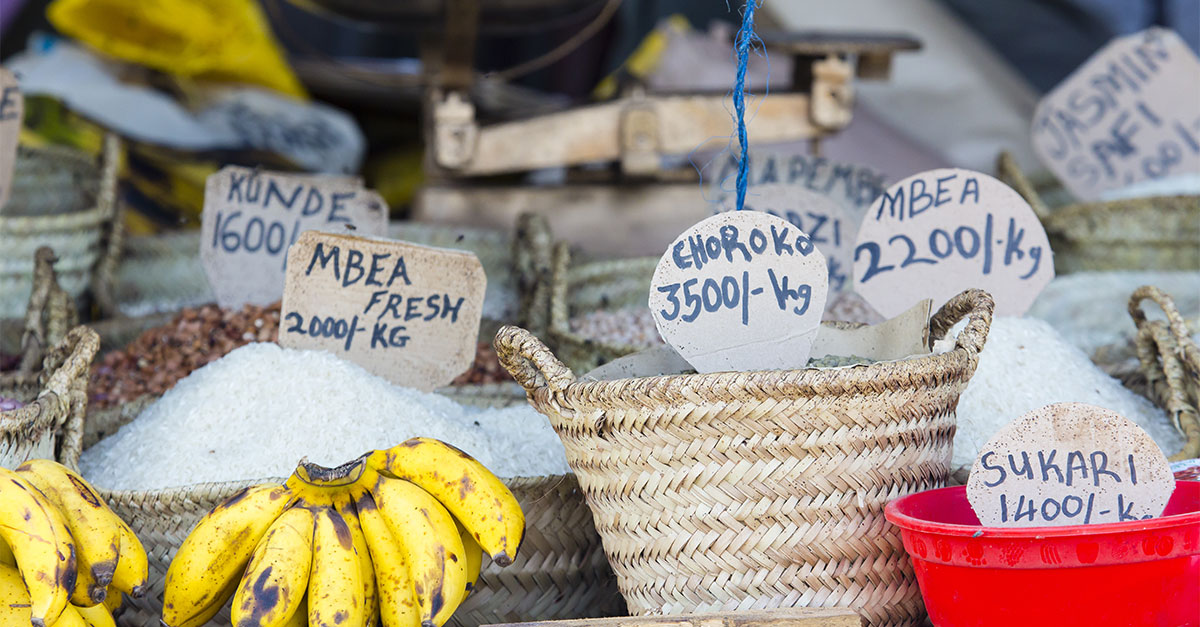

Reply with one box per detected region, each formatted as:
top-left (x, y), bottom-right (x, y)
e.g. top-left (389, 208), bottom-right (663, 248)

top-left (506, 289), bottom-right (995, 412)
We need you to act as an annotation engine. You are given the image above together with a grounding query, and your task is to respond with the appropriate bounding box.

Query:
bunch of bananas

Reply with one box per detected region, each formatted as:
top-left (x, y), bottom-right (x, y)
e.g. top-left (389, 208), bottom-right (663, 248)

top-left (163, 437), bottom-right (525, 627)
top-left (0, 459), bottom-right (149, 627)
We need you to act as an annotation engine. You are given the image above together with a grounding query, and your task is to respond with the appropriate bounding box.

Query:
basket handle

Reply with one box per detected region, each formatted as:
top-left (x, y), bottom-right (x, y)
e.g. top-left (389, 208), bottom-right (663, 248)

top-left (995, 151), bottom-right (1050, 220)
top-left (91, 134), bottom-right (124, 318)
top-left (39, 326), bottom-right (100, 472)
top-left (18, 248), bottom-right (78, 374)
top-left (1129, 286), bottom-right (1200, 365)
top-left (928, 289), bottom-right (995, 356)
top-left (512, 212), bottom-right (555, 336)
top-left (546, 242), bottom-right (571, 332)
top-left (494, 325), bottom-right (576, 394)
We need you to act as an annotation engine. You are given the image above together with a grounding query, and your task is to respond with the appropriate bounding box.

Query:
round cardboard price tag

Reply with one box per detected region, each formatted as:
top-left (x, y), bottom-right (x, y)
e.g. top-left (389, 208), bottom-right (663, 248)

top-left (719, 184), bottom-right (859, 294)
top-left (966, 402), bottom-right (1174, 528)
top-left (852, 168), bottom-right (1054, 318)
top-left (649, 211), bottom-right (828, 373)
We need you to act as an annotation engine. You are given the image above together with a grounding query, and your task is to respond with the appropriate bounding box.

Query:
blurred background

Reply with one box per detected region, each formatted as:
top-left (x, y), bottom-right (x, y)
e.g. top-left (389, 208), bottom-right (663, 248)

top-left (2, 0), bottom-right (1196, 232)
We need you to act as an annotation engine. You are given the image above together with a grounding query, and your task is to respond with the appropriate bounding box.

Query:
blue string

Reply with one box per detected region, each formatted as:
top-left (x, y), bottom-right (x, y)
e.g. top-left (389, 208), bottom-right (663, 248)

top-left (732, 0), bottom-right (759, 211)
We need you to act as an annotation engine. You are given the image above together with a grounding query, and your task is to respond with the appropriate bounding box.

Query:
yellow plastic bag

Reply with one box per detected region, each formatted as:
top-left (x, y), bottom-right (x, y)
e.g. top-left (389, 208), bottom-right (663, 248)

top-left (47, 0), bottom-right (306, 99)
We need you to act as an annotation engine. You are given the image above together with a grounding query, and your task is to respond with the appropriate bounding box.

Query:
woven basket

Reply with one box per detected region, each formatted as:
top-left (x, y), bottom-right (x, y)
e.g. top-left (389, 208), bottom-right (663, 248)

top-left (0, 136), bottom-right (122, 320)
top-left (1, 325), bottom-right (99, 470)
top-left (74, 386), bottom-right (623, 627)
top-left (996, 152), bottom-right (1200, 273)
top-left (546, 243), bottom-right (660, 373)
top-left (495, 289), bottom-right (996, 627)
top-left (1128, 286), bottom-right (1200, 460)
top-left (92, 218), bottom-right (549, 347)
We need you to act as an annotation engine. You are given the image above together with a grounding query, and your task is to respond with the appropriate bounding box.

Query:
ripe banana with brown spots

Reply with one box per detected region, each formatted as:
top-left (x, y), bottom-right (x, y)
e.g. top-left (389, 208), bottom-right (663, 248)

top-left (371, 474), bottom-right (468, 626)
top-left (355, 490), bottom-right (421, 627)
top-left (232, 505), bottom-right (315, 627)
top-left (308, 506), bottom-right (366, 627)
top-left (334, 494), bottom-right (379, 627)
top-left (162, 483), bottom-right (292, 627)
top-left (0, 466), bottom-right (77, 626)
top-left (17, 459), bottom-right (122, 606)
top-left (370, 438), bottom-right (525, 566)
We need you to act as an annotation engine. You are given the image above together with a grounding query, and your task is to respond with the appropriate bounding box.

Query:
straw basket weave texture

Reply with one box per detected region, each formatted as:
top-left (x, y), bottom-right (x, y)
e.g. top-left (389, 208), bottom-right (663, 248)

top-left (1128, 286), bottom-right (1200, 460)
top-left (996, 152), bottom-right (1200, 273)
top-left (1, 325), bottom-right (99, 470)
top-left (0, 136), bottom-right (121, 320)
top-left (496, 289), bottom-right (996, 627)
top-left (547, 243), bottom-right (659, 373)
top-left (74, 388), bottom-right (623, 626)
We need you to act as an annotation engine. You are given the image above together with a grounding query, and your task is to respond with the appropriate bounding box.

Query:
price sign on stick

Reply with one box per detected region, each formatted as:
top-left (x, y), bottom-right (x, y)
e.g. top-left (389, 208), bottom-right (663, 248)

top-left (1032, 27), bottom-right (1200, 201)
top-left (719, 184), bottom-right (859, 293)
top-left (852, 168), bottom-right (1054, 318)
top-left (200, 166), bottom-right (388, 308)
top-left (280, 231), bottom-right (486, 391)
top-left (967, 402), bottom-right (1174, 527)
top-left (650, 211), bottom-right (828, 373)
top-left (0, 67), bottom-right (23, 210)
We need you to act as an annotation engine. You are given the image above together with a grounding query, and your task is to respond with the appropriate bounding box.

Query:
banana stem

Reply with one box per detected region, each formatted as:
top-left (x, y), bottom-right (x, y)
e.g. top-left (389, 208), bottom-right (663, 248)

top-left (294, 454), bottom-right (370, 487)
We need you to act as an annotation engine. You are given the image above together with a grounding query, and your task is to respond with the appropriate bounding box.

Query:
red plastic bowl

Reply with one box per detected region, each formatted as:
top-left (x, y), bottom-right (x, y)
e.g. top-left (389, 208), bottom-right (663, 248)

top-left (885, 480), bottom-right (1200, 626)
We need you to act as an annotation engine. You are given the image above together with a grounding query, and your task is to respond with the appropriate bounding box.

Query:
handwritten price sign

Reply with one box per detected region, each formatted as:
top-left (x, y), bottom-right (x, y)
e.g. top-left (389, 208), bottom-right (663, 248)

top-left (852, 168), bottom-right (1054, 318)
top-left (280, 231), bottom-right (486, 391)
top-left (1032, 27), bottom-right (1200, 200)
top-left (967, 402), bottom-right (1173, 527)
top-left (650, 211), bottom-right (828, 373)
top-left (200, 166), bottom-right (387, 308)
top-left (717, 184), bottom-right (858, 294)
top-left (0, 67), bottom-right (22, 210)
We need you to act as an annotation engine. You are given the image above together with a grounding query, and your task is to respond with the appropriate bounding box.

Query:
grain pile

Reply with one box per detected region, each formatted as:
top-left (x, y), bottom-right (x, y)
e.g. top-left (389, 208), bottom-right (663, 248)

top-left (88, 303), bottom-right (281, 408)
top-left (80, 343), bottom-right (569, 490)
top-left (952, 316), bottom-right (1185, 472)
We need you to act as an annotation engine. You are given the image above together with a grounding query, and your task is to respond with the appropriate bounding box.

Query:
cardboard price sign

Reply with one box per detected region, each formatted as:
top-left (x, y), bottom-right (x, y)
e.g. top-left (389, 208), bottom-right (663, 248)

top-left (0, 67), bottom-right (22, 210)
top-left (708, 148), bottom-right (887, 216)
top-left (1032, 27), bottom-right (1200, 201)
top-left (852, 168), bottom-right (1054, 318)
top-left (967, 402), bottom-right (1173, 527)
top-left (718, 184), bottom-right (859, 293)
top-left (650, 211), bottom-right (828, 373)
top-left (280, 231), bottom-right (486, 391)
top-left (200, 166), bottom-right (388, 308)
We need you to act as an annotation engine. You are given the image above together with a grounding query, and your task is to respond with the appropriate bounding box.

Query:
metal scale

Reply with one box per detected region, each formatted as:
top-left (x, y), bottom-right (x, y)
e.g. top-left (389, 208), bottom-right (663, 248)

top-left (305, 0), bottom-right (920, 256)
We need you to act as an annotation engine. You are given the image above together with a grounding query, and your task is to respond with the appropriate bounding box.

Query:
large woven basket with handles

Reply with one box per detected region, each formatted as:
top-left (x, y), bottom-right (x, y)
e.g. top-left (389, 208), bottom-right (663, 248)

top-left (996, 151), bottom-right (1200, 273)
top-left (496, 289), bottom-right (995, 627)
top-left (72, 386), bottom-right (624, 627)
top-left (0, 136), bottom-right (122, 322)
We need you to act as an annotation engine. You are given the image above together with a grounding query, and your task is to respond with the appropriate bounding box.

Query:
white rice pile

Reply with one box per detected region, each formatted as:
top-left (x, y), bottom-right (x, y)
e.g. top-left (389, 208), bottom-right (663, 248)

top-left (1027, 271), bottom-right (1199, 356)
top-left (80, 343), bottom-right (569, 491)
top-left (952, 316), bottom-right (1185, 471)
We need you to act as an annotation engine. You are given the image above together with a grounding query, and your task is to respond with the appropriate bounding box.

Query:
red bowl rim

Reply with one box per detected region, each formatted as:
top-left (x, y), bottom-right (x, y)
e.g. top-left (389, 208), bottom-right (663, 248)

top-left (884, 481), bottom-right (1200, 538)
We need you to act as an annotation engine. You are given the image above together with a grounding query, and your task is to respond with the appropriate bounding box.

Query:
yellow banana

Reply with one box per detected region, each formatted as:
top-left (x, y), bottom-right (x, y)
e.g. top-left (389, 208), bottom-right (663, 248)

top-left (110, 523), bottom-right (148, 598)
top-left (0, 467), bottom-right (77, 627)
top-left (370, 439), bottom-right (525, 565)
top-left (17, 459), bottom-right (121, 605)
top-left (102, 586), bottom-right (121, 614)
top-left (334, 496), bottom-right (379, 627)
top-left (232, 506), bottom-right (315, 627)
top-left (75, 602), bottom-right (117, 627)
top-left (0, 564), bottom-right (87, 627)
top-left (0, 537), bottom-right (13, 566)
top-left (355, 492), bottom-right (420, 627)
top-left (284, 595), bottom-right (307, 627)
top-left (54, 605), bottom-right (90, 627)
top-left (162, 483), bottom-right (292, 627)
top-left (458, 524), bottom-right (482, 598)
top-left (308, 506), bottom-right (365, 627)
top-left (370, 476), bottom-right (468, 627)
